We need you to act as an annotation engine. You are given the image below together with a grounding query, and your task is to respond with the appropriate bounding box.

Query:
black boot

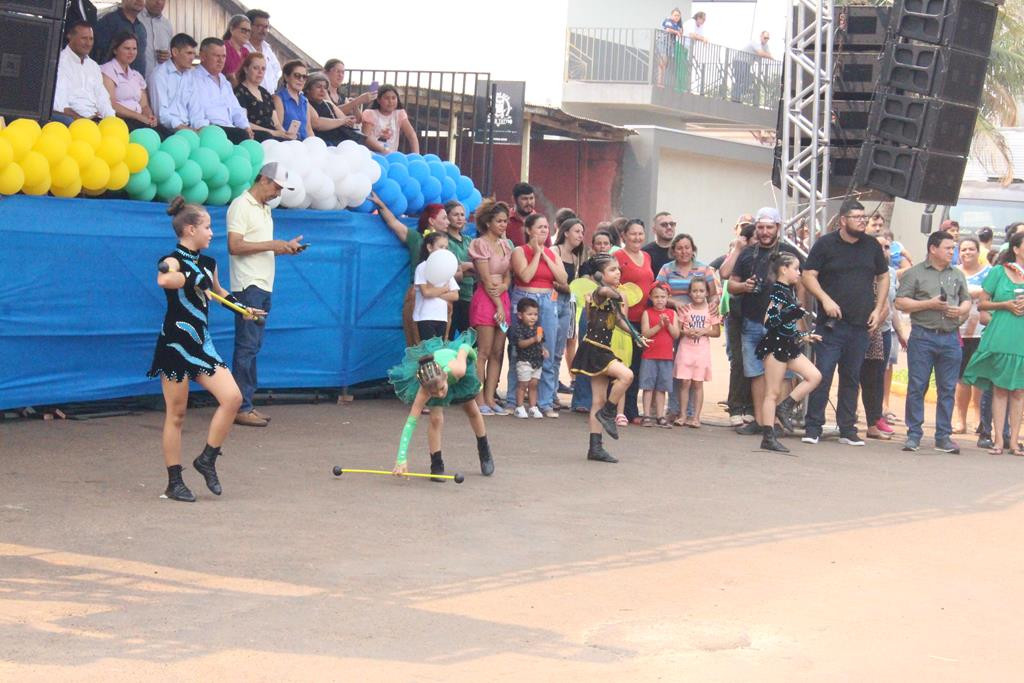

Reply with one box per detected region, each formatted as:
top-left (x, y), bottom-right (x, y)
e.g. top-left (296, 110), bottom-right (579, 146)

top-left (192, 444), bottom-right (222, 495)
top-left (163, 464), bottom-right (196, 502)
top-left (477, 435), bottom-right (494, 476)
top-left (760, 425), bottom-right (791, 454)
top-left (775, 397), bottom-right (798, 433)
top-left (587, 433), bottom-right (618, 463)
top-left (595, 404), bottom-right (619, 440)
top-left (430, 451), bottom-right (445, 482)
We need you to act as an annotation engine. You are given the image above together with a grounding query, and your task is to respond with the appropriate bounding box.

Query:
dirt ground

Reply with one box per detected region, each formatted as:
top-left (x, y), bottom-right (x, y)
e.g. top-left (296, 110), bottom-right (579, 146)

top-left (3, 361), bottom-right (1024, 683)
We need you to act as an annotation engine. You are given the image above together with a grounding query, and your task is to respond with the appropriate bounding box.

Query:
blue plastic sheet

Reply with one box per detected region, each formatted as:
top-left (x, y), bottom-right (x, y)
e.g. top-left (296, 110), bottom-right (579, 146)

top-left (0, 195), bottom-right (435, 409)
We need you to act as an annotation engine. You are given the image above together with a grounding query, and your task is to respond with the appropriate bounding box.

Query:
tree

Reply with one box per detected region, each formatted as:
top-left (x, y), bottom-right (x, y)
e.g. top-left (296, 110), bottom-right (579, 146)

top-left (973, 0), bottom-right (1024, 184)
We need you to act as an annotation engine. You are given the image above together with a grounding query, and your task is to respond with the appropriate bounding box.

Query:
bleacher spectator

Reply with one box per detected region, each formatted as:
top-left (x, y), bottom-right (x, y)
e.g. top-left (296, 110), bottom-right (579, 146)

top-left (244, 9), bottom-right (280, 92)
top-left (52, 22), bottom-right (116, 123)
top-left (92, 0), bottom-right (147, 74)
top-left (137, 0), bottom-right (172, 80)
top-left (222, 14), bottom-right (251, 87)
top-left (506, 182), bottom-right (535, 247)
top-left (150, 32), bottom-right (195, 130)
top-left (179, 38), bottom-right (253, 143)
top-left (64, 0), bottom-right (97, 32)
top-left (273, 60), bottom-right (313, 141)
top-left (100, 32), bottom-right (158, 131)
top-left (361, 85), bottom-right (419, 154)
top-left (234, 52), bottom-right (292, 141)
top-left (323, 59), bottom-right (374, 117)
top-left (303, 73), bottom-right (378, 149)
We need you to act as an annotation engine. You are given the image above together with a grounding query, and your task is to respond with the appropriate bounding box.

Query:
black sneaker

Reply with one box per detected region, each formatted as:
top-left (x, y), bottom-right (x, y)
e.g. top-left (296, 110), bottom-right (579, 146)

top-left (595, 405), bottom-right (619, 440)
top-left (934, 438), bottom-right (961, 454)
top-left (838, 433), bottom-right (865, 447)
top-left (735, 421), bottom-right (760, 436)
top-left (192, 447), bottom-right (222, 495)
top-left (558, 382), bottom-right (574, 395)
top-left (902, 438), bottom-right (920, 452)
top-left (162, 480), bottom-right (196, 502)
top-left (977, 436), bottom-right (995, 450)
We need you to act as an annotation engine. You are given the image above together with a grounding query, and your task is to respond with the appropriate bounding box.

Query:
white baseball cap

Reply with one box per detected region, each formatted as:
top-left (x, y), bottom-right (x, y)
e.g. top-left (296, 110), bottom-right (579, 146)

top-left (754, 206), bottom-right (782, 224)
top-left (260, 162), bottom-right (294, 190)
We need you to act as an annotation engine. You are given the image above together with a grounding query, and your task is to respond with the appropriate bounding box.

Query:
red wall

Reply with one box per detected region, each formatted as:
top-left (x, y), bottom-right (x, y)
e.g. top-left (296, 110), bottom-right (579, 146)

top-left (486, 139), bottom-right (625, 236)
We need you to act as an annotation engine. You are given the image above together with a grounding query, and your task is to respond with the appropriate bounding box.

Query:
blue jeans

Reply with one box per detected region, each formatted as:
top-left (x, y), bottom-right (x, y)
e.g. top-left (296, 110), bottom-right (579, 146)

top-left (806, 319), bottom-right (870, 438)
top-left (553, 293), bottom-right (573, 390)
top-left (232, 285), bottom-right (272, 412)
top-left (904, 327), bottom-right (961, 442)
top-left (507, 289), bottom-right (558, 411)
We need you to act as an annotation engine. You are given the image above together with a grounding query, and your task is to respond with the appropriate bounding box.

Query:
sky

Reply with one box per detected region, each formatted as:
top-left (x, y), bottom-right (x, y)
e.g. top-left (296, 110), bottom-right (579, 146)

top-left (259, 0), bottom-right (789, 107)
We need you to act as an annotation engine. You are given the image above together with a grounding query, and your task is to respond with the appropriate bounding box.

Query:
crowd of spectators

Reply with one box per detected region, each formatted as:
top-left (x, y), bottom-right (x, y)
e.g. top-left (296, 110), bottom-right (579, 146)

top-left (52, 3), bottom-right (397, 152)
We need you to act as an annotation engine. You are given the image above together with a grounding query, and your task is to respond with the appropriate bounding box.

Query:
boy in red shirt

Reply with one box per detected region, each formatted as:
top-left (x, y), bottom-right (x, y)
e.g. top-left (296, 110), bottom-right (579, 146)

top-left (639, 283), bottom-right (680, 427)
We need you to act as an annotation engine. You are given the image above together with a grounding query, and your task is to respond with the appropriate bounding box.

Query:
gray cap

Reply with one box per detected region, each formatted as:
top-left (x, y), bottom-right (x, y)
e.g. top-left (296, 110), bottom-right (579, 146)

top-left (260, 162), bottom-right (294, 191)
top-left (754, 206), bottom-right (781, 224)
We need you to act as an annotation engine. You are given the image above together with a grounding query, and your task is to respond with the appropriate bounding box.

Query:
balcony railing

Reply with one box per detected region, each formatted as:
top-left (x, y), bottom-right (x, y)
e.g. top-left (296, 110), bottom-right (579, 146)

top-left (565, 28), bottom-right (782, 110)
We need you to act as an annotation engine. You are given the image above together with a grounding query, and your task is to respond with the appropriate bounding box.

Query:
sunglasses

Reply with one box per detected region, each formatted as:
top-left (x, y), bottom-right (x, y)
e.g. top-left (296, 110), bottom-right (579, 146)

top-left (292, 72), bottom-right (308, 80)
top-left (659, 221), bottom-right (677, 228)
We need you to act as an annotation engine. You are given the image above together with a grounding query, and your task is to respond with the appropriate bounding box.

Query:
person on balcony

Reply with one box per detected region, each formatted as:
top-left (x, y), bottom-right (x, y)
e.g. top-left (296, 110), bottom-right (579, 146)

top-left (679, 11), bottom-right (707, 93)
top-left (655, 8), bottom-right (683, 88)
top-left (361, 85), bottom-right (419, 154)
top-left (731, 31), bottom-right (771, 103)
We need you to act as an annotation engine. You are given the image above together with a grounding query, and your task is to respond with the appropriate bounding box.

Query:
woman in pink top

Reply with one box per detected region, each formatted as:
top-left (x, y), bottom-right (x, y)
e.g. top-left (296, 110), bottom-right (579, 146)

top-left (469, 199), bottom-right (514, 415)
top-left (222, 15), bottom-right (251, 87)
top-left (100, 33), bottom-right (157, 130)
top-left (361, 86), bottom-right (420, 153)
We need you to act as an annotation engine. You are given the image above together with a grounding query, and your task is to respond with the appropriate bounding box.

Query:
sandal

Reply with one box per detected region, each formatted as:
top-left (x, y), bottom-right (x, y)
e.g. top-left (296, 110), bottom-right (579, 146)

top-left (685, 417), bottom-right (700, 429)
top-left (657, 417), bottom-right (672, 429)
top-left (883, 411), bottom-right (901, 424)
top-left (642, 417), bottom-right (654, 428)
top-left (615, 413), bottom-right (628, 427)
top-left (672, 417), bottom-right (686, 427)
top-left (989, 446), bottom-right (1004, 455)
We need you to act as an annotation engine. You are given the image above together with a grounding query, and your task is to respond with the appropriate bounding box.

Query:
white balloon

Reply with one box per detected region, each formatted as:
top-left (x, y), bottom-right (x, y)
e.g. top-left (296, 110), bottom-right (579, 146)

top-left (297, 193), bottom-right (313, 209)
top-left (279, 172), bottom-right (306, 208)
top-left (423, 249), bottom-right (458, 286)
top-left (364, 159), bottom-right (382, 184)
top-left (338, 140), bottom-right (360, 156)
top-left (325, 153), bottom-right (350, 181)
top-left (310, 194), bottom-right (338, 210)
top-left (354, 144), bottom-right (372, 163)
top-left (306, 169), bottom-right (333, 201)
top-left (348, 173), bottom-right (372, 206)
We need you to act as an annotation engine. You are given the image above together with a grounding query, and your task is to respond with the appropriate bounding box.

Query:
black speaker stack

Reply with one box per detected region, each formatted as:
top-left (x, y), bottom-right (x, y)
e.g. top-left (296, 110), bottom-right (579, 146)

top-left (855, 0), bottom-right (1002, 205)
top-left (0, 0), bottom-right (66, 122)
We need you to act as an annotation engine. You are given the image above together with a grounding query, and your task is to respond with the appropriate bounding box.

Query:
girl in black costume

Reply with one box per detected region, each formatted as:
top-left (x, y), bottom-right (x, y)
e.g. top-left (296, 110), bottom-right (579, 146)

top-left (148, 197), bottom-right (264, 502)
top-left (754, 252), bottom-right (822, 453)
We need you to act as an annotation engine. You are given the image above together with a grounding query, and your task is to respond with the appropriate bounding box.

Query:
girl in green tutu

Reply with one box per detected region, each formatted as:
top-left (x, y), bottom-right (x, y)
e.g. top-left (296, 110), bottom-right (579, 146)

top-left (388, 330), bottom-right (495, 478)
top-left (963, 232), bottom-right (1024, 455)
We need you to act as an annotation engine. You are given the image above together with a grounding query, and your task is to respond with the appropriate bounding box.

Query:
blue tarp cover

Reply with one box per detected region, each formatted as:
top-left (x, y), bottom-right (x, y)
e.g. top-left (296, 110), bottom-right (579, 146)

top-left (0, 195), bottom-right (421, 409)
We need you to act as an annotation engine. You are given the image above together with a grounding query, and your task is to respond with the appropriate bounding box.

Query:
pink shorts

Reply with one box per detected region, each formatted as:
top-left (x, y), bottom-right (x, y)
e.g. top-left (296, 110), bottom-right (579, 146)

top-left (674, 343), bottom-right (712, 382)
top-left (469, 286), bottom-right (511, 328)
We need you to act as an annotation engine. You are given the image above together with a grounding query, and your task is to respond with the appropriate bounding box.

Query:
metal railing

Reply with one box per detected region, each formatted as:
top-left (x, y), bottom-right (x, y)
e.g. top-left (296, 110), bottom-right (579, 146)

top-left (338, 70), bottom-right (494, 194)
top-left (565, 28), bottom-right (782, 109)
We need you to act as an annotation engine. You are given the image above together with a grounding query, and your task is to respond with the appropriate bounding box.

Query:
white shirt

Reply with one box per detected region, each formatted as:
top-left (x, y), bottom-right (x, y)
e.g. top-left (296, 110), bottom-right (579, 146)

top-left (137, 8), bottom-right (174, 80)
top-left (245, 39), bottom-right (282, 92)
top-left (413, 262), bottom-right (458, 322)
top-left (227, 192), bottom-right (276, 292)
top-left (149, 59), bottom-right (191, 128)
top-left (682, 19), bottom-right (705, 48)
top-left (182, 65), bottom-right (250, 129)
top-left (52, 45), bottom-right (116, 119)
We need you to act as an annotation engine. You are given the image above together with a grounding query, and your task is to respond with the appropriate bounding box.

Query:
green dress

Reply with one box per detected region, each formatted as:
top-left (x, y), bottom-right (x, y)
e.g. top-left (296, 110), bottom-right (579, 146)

top-left (962, 266), bottom-right (1024, 391)
top-left (388, 330), bottom-right (481, 406)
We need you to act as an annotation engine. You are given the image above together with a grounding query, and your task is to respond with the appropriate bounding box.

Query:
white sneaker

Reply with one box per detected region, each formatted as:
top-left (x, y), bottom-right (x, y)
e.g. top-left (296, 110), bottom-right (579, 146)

top-left (729, 415), bottom-right (744, 427)
top-left (529, 406), bottom-right (544, 419)
top-left (514, 406), bottom-right (528, 419)
top-left (544, 409), bottom-right (560, 418)
top-left (801, 435), bottom-right (819, 444)
top-left (742, 414), bottom-right (755, 423)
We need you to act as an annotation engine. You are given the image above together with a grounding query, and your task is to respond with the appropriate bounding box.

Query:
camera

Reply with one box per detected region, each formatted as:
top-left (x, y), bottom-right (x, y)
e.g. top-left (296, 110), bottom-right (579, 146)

top-left (750, 276), bottom-right (764, 296)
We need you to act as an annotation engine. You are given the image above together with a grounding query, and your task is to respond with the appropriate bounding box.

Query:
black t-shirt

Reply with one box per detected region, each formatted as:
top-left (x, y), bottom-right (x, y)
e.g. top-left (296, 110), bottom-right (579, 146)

top-left (733, 241), bottom-right (804, 323)
top-left (803, 231), bottom-right (888, 327)
top-left (708, 254), bottom-right (726, 271)
top-left (642, 241), bottom-right (672, 277)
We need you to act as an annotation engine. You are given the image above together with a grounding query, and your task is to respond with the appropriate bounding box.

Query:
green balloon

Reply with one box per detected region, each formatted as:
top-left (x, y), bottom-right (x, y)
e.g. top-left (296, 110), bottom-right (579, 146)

top-left (134, 183), bottom-right (157, 202)
top-left (182, 180), bottom-right (209, 204)
top-left (129, 128), bottom-right (161, 155)
top-left (125, 168), bottom-right (152, 196)
top-left (189, 147), bottom-right (220, 181)
top-left (199, 125), bottom-right (227, 149)
top-left (230, 183), bottom-right (248, 200)
top-left (231, 145), bottom-right (251, 164)
top-left (239, 139), bottom-right (263, 170)
top-left (207, 183), bottom-right (232, 206)
top-left (156, 172), bottom-right (183, 201)
top-left (208, 163), bottom-right (230, 189)
top-left (159, 136), bottom-right (190, 169)
top-left (178, 159), bottom-right (202, 188)
top-left (225, 156), bottom-right (251, 186)
top-left (174, 128), bottom-right (200, 152)
top-left (214, 136), bottom-right (235, 162)
top-left (147, 150), bottom-right (175, 184)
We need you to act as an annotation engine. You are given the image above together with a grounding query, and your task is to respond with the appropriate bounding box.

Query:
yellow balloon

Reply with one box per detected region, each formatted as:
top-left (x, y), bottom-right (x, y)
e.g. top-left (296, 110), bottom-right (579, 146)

top-left (51, 157), bottom-right (79, 187)
top-left (81, 158), bottom-right (111, 191)
top-left (32, 133), bottom-right (68, 165)
top-left (67, 139), bottom-right (96, 167)
top-left (52, 178), bottom-right (82, 198)
top-left (107, 161), bottom-right (130, 190)
top-left (96, 137), bottom-right (126, 166)
top-left (0, 163), bottom-right (25, 194)
top-left (124, 142), bottom-right (148, 173)
top-left (41, 121), bottom-right (73, 146)
top-left (69, 118), bottom-right (102, 150)
top-left (83, 187), bottom-right (106, 197)
top-left (0, 127), bottom-right (33, 161)
top-left (19, 150), bottom-right (49, 187)
top-left (98, 116), bottom-right (130, 143)
top-left (6, 118), bottom-right (42, 147)
top-left (0, 137), bottom-right (13, 168)
top-left (22, 178), bottom-right (52, 196)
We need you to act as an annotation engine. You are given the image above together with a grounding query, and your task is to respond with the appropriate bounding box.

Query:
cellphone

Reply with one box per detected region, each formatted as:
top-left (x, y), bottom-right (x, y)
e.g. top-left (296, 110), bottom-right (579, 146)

top-left (296, 243), bottom-right (309, 252)
top-left (288, 120), bottom-right (300, 133)
top-left (369, 80), bottom-right (379, 93)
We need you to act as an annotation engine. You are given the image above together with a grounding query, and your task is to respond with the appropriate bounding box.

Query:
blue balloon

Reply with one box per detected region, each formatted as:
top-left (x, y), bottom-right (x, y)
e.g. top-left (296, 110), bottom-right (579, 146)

top-left (420, 175), bottom-right (442, 202)
top-left (440, 176), bottom-right (456, 201)
top-left (423, 153), bottom-right (441, 163)
top-left (377, 178), bottom-right (402, 206)
top-left (442, 161), bottom-right (460, 181)
top-left (352, 198), bottom-right (376, 213)
top-left (407, 160), bottom-right (430, 184)
top-left (428, 161), bottom-right (446, 183)
top-left (389, 192), bottom-right (408, 217)
top-left (372, 153), bottom-right (390, 173)
top-left (372, 160), bottom-right (389, 191)
top-left (388, 162), bottom-right (410, 185)
top-left (405, 153), bottom-right (424, 163)
top-left (464, 188), bottom-right (483, 214)
top-left (401, 176), bottom-right (421, 202)
top-left (455, 175), bottom-right (474, 200)
top-left (407, 192), bottom-right (425, 213)
top-left (386, 151), bottom-right (407, 165)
